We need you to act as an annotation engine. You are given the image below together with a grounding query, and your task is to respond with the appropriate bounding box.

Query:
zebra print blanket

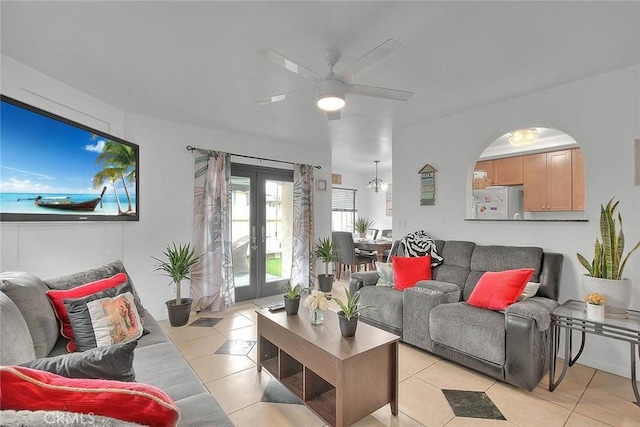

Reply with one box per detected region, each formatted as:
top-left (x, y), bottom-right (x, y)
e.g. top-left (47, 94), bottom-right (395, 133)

top-left (400, 230), bottom-right (443, 267)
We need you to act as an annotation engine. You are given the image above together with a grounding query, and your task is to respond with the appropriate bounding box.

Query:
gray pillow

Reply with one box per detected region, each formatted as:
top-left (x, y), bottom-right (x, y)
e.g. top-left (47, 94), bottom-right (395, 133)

top-left (0, 271), bottom-right (59, 358)
top-left (21, 341), bottom-right (137, 381)
top-left (44, 260), bottom-right (145, 314)
top-left (0, 292), bottom-right (36, 365)
top-left (63, 282), bottom-right (135, 352)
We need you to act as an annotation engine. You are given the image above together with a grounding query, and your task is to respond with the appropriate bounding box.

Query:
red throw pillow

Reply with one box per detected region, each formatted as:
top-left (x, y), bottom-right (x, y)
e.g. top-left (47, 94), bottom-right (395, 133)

top-left (0, 366), bottom-right (180, 427)
top-left (392, 255), bottom-right (432, 291)
top-left (467, 268), bottom-right (535, 310)
top-left (46, 273), bottom-right (128, 352)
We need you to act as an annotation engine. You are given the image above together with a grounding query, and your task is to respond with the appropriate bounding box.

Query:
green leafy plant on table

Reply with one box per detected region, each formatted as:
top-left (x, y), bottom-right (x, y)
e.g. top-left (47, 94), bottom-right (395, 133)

top-left (354, 216), bottom-right (376, 236)
top-left (333, 285), bottom-right (377, 321)
top-left (577, 198), bottom-right (640, 280)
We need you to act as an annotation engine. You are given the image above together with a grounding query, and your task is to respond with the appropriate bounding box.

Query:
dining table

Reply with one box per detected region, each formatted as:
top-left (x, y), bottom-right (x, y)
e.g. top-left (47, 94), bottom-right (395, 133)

top-left (354, 239), bottom-right (393, 262)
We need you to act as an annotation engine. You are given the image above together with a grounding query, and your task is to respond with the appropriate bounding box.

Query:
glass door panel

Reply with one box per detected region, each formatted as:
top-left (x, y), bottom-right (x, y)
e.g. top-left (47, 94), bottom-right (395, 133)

top-left (231, 175), bottom-right (253, 301)
top-left (263, 178), bottom-right (293, 296)
top-left (232, 166), bottom-right (293, 301)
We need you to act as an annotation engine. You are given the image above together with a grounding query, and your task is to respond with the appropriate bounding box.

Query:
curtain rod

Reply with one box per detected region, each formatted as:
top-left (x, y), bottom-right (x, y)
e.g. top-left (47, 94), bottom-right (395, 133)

top-left (186, 145), bottom-right (321, 169)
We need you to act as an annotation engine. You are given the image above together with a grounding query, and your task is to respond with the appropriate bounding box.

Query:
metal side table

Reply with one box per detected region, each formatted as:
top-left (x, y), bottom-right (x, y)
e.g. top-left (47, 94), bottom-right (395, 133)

top-left (549, 300), bottom-right (640, 407)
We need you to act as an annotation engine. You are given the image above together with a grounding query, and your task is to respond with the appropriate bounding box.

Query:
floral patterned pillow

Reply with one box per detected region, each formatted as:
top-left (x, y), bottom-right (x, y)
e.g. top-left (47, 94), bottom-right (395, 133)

top-left (375, 262), bottom-right (395, 287)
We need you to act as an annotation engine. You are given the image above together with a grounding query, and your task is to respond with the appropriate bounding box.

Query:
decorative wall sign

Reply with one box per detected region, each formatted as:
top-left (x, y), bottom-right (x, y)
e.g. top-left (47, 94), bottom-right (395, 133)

top-left (331, 174), bottom-right (342, 185)
top-left (419, 164), bottom-right (437, 205)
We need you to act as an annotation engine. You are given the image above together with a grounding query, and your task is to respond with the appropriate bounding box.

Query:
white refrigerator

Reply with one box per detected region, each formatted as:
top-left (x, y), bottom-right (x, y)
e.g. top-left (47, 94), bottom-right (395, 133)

top-left (473, 186), bottom-right (524, 220)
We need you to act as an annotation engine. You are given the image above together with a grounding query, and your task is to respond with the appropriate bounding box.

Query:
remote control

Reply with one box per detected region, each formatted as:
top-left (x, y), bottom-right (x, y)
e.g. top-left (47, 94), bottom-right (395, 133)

top-left (268, 303), bottom-right (285, 312)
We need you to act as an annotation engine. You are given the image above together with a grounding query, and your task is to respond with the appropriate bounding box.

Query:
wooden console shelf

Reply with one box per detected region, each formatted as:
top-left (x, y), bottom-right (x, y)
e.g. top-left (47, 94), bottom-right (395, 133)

top-left (257, 307), bottom-right (399, 427)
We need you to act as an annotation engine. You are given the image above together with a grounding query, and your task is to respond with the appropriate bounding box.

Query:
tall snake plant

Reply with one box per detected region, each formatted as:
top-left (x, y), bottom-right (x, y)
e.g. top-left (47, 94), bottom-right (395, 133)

top-left (577, 198), bottom-right (640, 280)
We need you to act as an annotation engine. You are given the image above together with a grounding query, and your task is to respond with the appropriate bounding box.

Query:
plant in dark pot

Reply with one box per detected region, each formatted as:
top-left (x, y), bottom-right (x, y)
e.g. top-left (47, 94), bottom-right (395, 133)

top-left (313, 237), bottom-right (339, 293)
top-left (153, 242), bottom-right (201, 327)
top-left (333, 285), bottom-right (377, 337)
top-left (281, 280), bottom-right (301, 315)
top-left (577, 198), bottom-right (640, 317)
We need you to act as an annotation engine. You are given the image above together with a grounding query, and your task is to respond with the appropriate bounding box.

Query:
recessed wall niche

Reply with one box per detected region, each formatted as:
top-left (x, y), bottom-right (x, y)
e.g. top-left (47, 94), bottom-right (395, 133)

top-left (469, 127), bottom-right (587, 221)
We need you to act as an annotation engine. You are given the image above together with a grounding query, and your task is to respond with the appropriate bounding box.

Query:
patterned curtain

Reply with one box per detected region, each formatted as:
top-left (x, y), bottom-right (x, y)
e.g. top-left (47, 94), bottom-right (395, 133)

top-left (191, 150), bottom-right (235, 312)
top-left (290, 164), bottom-right (315, 288)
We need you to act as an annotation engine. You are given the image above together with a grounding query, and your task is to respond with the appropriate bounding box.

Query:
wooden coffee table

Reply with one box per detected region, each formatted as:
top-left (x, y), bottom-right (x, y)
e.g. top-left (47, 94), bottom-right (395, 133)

top-left (257, 306), bottom-right (399, 427)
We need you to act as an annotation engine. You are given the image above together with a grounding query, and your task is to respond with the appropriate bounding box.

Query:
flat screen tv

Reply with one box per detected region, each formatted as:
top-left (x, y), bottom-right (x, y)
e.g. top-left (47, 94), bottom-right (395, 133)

top-left (1, 95), bottom-right (139, 221)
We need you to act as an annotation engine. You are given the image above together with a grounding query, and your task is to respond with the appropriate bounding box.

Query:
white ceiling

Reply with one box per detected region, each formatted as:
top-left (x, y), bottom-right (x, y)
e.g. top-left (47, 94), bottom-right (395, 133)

top-left (2, 1), bottom-right (638, 174)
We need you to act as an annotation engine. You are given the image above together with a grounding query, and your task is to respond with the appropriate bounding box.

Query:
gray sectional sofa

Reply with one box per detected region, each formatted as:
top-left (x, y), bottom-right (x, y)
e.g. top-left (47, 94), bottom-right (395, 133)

top-left (350, 240), bottom-right (563, 391)
top-left (0, 260), bottom-right (233, 426)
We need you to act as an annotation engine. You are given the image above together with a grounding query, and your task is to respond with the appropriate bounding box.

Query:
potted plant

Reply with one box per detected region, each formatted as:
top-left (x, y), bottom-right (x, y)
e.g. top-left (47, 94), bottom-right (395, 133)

top-left (281, 280), bottom-right (301, 315)
top-left (313, 237), bottom-right (339, 293)
top-left (354, 216), bottom-right (375, 239)
top-left (577, 198), bottom-right (640, 316)
top-left (333, 285), bottom-right (377, 337)
top-left (153, 242), bottom-right (201, 327)
top-left (584, 292), bottom-right (606, 321)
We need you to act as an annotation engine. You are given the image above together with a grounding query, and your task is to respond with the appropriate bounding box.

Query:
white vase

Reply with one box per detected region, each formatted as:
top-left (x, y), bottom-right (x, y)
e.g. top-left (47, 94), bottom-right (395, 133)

top-left (586, 303), bottom-right (605, 322)
top-left (581, 275), bottom-right (631, 317)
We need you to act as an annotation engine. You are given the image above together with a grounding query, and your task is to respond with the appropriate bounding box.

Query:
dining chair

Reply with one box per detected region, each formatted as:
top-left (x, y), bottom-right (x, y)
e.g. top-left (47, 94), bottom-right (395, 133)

top-left (379, 229), bottom-right (393, 259)
top-left (331, 231), bottom-right (375, 280)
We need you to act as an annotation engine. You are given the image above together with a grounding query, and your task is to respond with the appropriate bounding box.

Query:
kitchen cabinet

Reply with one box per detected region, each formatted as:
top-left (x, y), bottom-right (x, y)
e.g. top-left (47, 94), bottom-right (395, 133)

top-left (474, 157), bottom-right (523, 185)
top-left (523, 150), bottom-right (573, 211)
top-left (572, 148), bottom-right (585, 211)
top-left (474, 160), bottom-right (495, 183)
top-left (494, 156), bottom-right (523, 185)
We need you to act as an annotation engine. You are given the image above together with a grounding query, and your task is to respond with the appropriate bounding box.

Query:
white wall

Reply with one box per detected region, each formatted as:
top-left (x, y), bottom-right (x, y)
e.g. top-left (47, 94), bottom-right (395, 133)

top-left (393, 65), bottom-right (640, 378)
top-left (1, 55), bottom-right (332, 319)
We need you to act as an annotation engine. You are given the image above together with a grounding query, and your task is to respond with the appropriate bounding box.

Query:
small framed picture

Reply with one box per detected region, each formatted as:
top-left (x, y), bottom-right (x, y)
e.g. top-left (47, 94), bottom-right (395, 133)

top-left (317, 179), bottom-right (327, 191)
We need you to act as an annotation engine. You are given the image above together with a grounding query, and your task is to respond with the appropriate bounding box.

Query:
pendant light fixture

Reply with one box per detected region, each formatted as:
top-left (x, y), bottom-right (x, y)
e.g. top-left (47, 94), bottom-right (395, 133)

top-left (367, 160), bottom-right (388, 193)
top-left (508, 128), bottom-right (538, 147)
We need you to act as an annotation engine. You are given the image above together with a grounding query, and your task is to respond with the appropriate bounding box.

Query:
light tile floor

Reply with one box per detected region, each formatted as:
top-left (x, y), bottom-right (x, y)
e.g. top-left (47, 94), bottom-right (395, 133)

top-left (159, 281), bottom-right (640, 427)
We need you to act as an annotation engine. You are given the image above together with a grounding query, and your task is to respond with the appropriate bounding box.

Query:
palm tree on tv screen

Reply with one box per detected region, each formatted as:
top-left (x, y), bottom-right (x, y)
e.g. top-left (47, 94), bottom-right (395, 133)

top-left (93, 140), bottom-right (136, 215)
top-left (93, 167), bottom-right (124, 214)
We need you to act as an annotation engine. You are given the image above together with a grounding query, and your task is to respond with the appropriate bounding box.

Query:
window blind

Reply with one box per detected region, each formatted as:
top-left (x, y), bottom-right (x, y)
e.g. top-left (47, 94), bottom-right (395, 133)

top-left (331, 187), bottom-right (357, 212)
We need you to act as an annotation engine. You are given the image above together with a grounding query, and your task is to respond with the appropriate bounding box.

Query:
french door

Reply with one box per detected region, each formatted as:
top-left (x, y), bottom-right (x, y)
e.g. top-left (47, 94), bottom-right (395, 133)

top-left (231, 164), bottom-right (293, 301)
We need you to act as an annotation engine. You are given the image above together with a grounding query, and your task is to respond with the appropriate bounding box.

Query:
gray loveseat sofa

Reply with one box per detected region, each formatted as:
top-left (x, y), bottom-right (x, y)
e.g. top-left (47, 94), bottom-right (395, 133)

top-left (0, 260), bottom-right (233, 426)
top-left (350, 240), bottom-right (563, 391)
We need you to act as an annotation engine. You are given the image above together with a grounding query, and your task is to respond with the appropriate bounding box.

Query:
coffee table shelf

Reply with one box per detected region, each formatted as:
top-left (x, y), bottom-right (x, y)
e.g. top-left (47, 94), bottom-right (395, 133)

top-left (257, 306), bottom-right (398, 427)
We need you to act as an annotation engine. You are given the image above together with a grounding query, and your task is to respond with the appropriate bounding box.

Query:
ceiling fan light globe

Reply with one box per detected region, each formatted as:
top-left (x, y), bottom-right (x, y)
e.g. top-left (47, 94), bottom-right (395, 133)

top-left (317, 95), bottom-right (345, 111)
top-left (316, 79), bottom-right (346, 111)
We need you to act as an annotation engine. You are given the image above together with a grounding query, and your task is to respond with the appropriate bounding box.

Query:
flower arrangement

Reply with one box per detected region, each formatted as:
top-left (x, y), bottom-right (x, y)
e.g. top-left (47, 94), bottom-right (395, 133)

top-left (303, 290), bottom-right (329, 311)
top-left (584, 292), bottom-right (606, 305)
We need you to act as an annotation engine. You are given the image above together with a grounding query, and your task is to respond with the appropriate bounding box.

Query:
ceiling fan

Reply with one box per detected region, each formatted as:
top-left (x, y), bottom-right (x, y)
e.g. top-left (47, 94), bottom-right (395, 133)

top-left (256, 39), bottom-right (414, 120)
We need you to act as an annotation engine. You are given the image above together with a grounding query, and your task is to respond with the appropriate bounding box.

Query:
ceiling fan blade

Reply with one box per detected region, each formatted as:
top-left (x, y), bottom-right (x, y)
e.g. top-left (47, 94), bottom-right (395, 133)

top-left (255, 90), bottom-right (304, 105)
top-left (327, 110), bottom-right (341, 121)
top-left (346, 83), bottom-right (414, 101)
top-left (341, 39), bottom-right (404, 82)
top-left (258, 48), bottom-right (324, 83)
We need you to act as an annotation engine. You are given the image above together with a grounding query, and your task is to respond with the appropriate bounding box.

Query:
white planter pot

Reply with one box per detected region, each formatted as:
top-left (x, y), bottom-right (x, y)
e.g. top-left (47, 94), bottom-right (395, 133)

top-left (581, 275), bottom-right (631, 317)
top-left (585, 303), bottom-right (605, 322)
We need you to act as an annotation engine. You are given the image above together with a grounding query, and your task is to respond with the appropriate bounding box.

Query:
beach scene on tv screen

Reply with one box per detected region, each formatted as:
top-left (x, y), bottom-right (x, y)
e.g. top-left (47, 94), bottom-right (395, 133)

top-left (0, 99), bottom-right (137, 217)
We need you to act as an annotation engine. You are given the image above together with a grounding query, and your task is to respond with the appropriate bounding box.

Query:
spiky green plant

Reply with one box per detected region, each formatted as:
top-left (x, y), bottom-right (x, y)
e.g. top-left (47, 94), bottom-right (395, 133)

top-left (354, 216), bottom-right (376, 235)
top-left (280, 280), bottom-right (301, 299)
top-left (152, 243), bottom-right (201, 304)
top-left (577, 198), bottom-right (640, 280)
top-left (333, 285), bottom-right (378, 320)
top-left (313, 237), bottom-right (339, 276)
